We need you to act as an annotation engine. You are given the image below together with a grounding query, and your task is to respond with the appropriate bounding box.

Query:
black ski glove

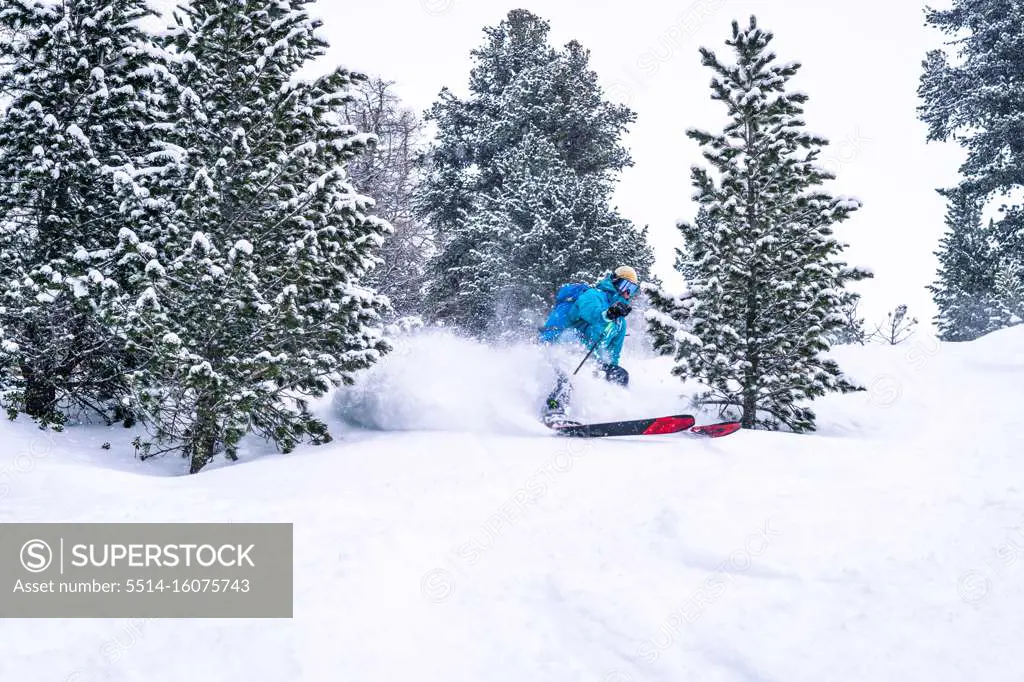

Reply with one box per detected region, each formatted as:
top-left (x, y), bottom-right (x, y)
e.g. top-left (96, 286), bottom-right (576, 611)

top-left (605, 301), bottom-right (632, 321)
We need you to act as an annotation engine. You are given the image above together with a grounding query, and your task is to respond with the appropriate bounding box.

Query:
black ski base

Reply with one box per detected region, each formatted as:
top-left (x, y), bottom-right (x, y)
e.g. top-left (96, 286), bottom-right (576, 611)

top-left (548, 414), bottom-right (696, 438)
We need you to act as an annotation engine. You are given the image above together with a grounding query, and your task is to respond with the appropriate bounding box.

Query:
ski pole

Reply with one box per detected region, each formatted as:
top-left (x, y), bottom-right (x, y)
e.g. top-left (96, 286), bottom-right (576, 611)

top-left (573, 321), bottom-right (615, 376)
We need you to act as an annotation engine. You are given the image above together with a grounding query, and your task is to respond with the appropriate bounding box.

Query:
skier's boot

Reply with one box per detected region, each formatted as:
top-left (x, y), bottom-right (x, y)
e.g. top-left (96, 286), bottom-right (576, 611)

top-left (542, 371), bottom-right (577, 427)
top-left (542, 397), bottom-right (573, 427)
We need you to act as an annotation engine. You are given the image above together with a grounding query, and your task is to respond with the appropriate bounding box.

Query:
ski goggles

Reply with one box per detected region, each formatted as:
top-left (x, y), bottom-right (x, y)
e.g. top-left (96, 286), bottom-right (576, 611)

top-left (615, 278), bottom-right (640, 298)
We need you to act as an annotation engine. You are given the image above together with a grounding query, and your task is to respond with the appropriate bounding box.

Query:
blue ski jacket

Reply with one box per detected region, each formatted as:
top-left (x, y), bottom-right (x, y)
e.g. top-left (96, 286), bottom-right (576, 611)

top-left (554, 275), bottom-right (630, 366)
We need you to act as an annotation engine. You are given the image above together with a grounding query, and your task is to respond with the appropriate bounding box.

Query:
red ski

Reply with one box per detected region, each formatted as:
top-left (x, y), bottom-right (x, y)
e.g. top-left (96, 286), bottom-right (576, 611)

top-left (688, 421), bottom-right (742, 438)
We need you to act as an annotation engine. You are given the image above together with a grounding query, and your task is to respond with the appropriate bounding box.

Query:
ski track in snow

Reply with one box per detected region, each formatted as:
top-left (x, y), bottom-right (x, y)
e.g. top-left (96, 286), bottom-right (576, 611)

top-left (1, 328), bottom-right (1023, 681)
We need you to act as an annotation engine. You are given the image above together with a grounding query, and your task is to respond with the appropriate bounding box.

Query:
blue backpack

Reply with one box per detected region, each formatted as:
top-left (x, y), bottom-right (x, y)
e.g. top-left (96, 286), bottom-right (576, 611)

top-left (538, 282), bottom-right (591, 343)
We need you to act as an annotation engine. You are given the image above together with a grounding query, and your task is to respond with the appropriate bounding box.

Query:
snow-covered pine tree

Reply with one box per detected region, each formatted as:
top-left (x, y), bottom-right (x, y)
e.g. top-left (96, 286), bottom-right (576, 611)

top-left (928, 190), bottom-right (1004, 341)
top-left (919, 0), bottom-right (1024, 198)
top-left (919, 0), bottom-right (1024, 339)
top-left (993, 252), bottom-right (1024, 327)
top-left (125, 0), bottom-right (390, 473)
top-left (646, 17), bottom-right (869, 432)
top-left (0, 0), bottom-right (176, 424)
top-left (826, 291), bottom-right (867, 346)
top-left (419, 10), bottom-right (652, 336)
top-left (449, 131), bottom-right (650, 337)
top-left (644, 285), bottom-right (697, 358)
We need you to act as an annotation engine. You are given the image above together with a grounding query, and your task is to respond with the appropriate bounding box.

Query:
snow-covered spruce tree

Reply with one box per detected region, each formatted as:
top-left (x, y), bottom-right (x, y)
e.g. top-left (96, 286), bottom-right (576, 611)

top-left (0, 0), bottom-right (175, 425)
top-left (919, 0), bottom-right (1024, 198)
top-left (993, 252), bottom-right (1024, 327)
top-left (927, 191), bottom-right (1005, 341)
top-left (126, 0), bottom-right (390, 473)
top-left (644, 285), bottom-right (697, 358)
top-left (825, 291), bottom-right (867, 346)
top-left (419, 9), bottom-right (652, 336)
top-left (990, 206), bottom-right (1024, 328)
top-left (647, 17), bottom-right (869, 432)
top-left (444, 132), bottom-right (651, 338)
top-left (919, 0), bottom-right (1024, 339)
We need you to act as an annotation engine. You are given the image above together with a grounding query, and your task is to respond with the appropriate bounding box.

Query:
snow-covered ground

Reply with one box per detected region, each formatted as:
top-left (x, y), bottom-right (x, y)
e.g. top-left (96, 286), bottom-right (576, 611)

top-left (2, 327), bottom-right (1023, 682)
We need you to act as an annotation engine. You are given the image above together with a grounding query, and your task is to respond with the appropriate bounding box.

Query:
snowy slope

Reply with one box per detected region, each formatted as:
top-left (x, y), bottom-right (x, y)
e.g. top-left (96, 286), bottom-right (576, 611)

top-left (2, 328), bottom-right (1023, 682)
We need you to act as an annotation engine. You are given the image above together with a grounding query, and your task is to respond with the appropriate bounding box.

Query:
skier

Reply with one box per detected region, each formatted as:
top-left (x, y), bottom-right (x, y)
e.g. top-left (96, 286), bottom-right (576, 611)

top-left (537, 265), bottom-right (640, 425)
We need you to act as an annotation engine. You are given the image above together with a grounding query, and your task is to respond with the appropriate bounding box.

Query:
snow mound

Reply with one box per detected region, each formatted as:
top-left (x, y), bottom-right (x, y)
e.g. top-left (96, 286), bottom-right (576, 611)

top-left (955, 324), bottom-right (1024, 367)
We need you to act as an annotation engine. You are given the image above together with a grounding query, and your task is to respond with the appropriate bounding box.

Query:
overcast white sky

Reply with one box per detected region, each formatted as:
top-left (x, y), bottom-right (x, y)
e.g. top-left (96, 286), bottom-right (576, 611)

top-left (307, 0), bottom-right (963, 328)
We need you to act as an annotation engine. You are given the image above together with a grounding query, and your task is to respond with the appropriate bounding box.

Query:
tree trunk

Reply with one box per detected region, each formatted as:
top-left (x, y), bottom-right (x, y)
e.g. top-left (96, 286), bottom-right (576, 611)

top-left (741, 293), bottom-right (760, 429)
top-left (741, 254), bottom-right (760, 428)
top-left (188, 396), bottom-right (219, 474)
top-left (741, 118), bottom-right (760, 430)
top-left (741, 379), bottom-right (758, 429)
top-left (21, 363), bottom-right (56, 420)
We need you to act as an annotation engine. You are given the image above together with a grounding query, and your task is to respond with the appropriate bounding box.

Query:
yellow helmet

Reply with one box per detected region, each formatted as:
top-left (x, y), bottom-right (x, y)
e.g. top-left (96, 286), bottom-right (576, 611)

top-left (613, 265), bottom-right (639, 285)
